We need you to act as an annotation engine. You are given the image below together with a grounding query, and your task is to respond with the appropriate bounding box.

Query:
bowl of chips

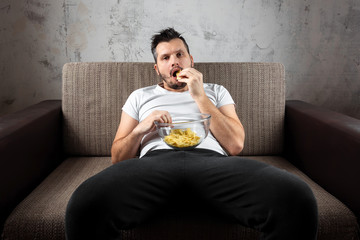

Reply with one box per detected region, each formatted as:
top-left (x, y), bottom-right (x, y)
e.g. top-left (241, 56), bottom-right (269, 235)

top-left (155, 113), bottom-right (211, 150)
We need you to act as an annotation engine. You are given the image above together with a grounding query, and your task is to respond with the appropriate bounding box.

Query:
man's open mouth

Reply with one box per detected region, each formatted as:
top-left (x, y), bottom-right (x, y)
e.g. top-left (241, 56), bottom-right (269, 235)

top-left (172, 71), bottom-right (179, 77)
top-left (171, 67), bottom-right (182, 78)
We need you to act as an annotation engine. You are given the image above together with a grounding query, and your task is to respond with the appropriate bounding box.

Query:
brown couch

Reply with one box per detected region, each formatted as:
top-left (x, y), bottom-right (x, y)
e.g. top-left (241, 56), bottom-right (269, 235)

top-left (1, 62), bottom-right (359, 239)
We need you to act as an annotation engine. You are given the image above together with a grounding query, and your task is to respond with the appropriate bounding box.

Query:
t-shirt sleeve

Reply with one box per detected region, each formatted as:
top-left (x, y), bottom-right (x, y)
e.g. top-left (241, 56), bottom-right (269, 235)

top-left (122, 90), bottom-right (140, 121)
top-left (216, 85), bottom-right (235, 108)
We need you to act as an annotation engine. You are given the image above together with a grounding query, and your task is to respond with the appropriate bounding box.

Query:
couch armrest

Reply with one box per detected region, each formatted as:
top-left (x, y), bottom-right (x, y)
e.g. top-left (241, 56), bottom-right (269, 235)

top-left (0, 100), bottom-right (63, 229)
top-left (285, 100), bottom-right (360, 218)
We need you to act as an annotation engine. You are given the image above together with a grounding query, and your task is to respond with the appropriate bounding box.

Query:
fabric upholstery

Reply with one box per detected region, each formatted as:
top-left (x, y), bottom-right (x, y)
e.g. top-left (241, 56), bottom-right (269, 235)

top-left (62, 62), bottom-right (285, 156)
top-left (285, 100), bottom-right (360, 218)
top-left (2, 156), bottom-right (358, 240)
top-left (2, 157), bottom-right (110, 240)
top-left (0, 100), bottom-right (62, 230)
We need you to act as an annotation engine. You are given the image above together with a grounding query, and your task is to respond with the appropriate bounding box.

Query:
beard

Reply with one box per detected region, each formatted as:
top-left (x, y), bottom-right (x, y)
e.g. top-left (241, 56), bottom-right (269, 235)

top-left (158, 69), bottom-right (187, 90)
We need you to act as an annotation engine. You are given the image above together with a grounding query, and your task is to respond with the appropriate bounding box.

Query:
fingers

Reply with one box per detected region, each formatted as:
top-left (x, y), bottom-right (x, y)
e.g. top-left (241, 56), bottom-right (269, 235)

top-left (152, 110), bottom-right (172, 123)
top-left (138, 111), bottom-right (172, 134)
top-left (158, 113), bottom-right (172, 123)
top-left (177, 68), bottom-right (200, 82)
top-left (177, 68), bottom-right (205, 99)
top-left (177, 68), bottom-right (204, 89)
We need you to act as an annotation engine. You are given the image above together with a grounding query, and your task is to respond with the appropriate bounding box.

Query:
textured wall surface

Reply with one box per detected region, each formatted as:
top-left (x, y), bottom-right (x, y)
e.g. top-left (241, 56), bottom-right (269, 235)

top-left (1, 0), bottom-right (359, 118)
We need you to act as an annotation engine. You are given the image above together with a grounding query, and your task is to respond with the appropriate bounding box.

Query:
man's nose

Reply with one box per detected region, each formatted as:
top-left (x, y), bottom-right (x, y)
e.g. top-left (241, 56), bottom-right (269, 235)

top-left (170, 56), bottom-right (179, 67)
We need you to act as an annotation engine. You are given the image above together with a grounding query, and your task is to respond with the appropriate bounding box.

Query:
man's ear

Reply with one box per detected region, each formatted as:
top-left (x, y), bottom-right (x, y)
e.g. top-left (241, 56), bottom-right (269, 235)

top-left (154, 64), bottom-right (160, 75)
top-left (190, 55), bottom-right (194, 67)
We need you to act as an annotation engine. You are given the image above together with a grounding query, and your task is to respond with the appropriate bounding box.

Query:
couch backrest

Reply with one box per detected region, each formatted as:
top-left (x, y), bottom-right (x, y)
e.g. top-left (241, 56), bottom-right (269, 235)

top-left (62, 62), bottom-right (285, 156)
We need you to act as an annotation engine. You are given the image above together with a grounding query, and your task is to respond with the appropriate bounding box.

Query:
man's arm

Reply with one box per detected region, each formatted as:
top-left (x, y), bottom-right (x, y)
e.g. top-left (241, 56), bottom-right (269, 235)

top-left (197, 98), bottom-right (245, 155)
top-left (111, 110), bottom-right (172, 164)
top-left (111, 112), bottom-right (142, 164)
top-left (178, 68), bottom-right (245, 155)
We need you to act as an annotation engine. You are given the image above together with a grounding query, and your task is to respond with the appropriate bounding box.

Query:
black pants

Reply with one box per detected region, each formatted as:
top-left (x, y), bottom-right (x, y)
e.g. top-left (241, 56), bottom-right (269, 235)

top-left (65, 149), bottom-right (318, 240)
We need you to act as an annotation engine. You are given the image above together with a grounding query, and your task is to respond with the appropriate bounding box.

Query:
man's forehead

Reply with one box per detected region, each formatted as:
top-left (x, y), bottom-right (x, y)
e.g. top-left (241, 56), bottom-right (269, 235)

top-left (156, 39), bottom-right (187, 55)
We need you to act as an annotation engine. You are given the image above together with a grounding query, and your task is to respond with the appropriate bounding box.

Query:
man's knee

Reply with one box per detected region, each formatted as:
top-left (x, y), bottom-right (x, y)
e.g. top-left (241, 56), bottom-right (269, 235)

top-left (65, 179), bottom-right (99, 239)
top-left (262, 170), bottom-right (318, 238)
top-left (266, 170), bottom-right (317, 214)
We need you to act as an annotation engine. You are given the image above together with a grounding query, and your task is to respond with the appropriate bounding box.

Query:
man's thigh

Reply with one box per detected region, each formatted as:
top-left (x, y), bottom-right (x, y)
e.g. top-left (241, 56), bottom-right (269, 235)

top-left (67, 151), bottom-right (187, 225)
top-left (183, 152), bottom-right (314, 226)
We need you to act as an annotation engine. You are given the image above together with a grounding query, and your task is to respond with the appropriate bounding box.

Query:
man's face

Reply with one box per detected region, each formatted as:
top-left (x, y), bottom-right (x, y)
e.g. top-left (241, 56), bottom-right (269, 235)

top-left (154, 38), bottom-right (194, 91)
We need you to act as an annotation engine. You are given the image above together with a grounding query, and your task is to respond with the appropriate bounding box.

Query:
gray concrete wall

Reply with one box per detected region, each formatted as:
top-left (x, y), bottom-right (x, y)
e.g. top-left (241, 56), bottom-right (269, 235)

top-left (1, 0), bottom-right (359, 118)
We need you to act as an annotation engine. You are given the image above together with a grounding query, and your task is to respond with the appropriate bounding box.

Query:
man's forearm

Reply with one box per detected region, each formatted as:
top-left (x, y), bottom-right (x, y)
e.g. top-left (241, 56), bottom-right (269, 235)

top-left (111, 131), bottom-right (143, 164)
top-left (195, 96), bottom-right (245, 155)
top-left (211, 112), bottom-right (245, 155)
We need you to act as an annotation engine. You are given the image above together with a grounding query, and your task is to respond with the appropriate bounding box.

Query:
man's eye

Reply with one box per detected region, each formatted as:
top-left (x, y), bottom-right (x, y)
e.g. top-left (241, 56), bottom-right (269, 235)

top-left (177, 53), bottom-right (183, 57)
top-left (163, 56), bottom-right (169, 60)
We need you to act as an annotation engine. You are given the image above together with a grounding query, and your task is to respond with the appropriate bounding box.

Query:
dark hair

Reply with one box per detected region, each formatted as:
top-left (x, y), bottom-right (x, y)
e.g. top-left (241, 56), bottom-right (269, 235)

top-left (151, 28), bottom-right (190, 63)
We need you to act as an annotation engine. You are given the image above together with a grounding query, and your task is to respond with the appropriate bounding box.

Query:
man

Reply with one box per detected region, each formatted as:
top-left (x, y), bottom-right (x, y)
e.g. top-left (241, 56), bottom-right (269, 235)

top-left (66, 28), bottom-right (318, 240)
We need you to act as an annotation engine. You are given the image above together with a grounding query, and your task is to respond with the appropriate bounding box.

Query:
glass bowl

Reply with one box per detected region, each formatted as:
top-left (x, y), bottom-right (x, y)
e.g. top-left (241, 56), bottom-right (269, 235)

top-left (154, 113), bottom-right (211, 150)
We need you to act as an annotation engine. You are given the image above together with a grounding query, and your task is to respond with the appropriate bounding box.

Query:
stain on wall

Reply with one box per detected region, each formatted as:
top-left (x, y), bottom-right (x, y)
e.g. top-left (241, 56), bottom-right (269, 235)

top-left (0, 0), bottom-right (359, 119)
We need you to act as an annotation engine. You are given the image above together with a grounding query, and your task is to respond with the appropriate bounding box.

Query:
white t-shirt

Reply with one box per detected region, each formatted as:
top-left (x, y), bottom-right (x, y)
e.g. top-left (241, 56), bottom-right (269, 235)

top-left (122, 83), bottom-right (235, 157)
